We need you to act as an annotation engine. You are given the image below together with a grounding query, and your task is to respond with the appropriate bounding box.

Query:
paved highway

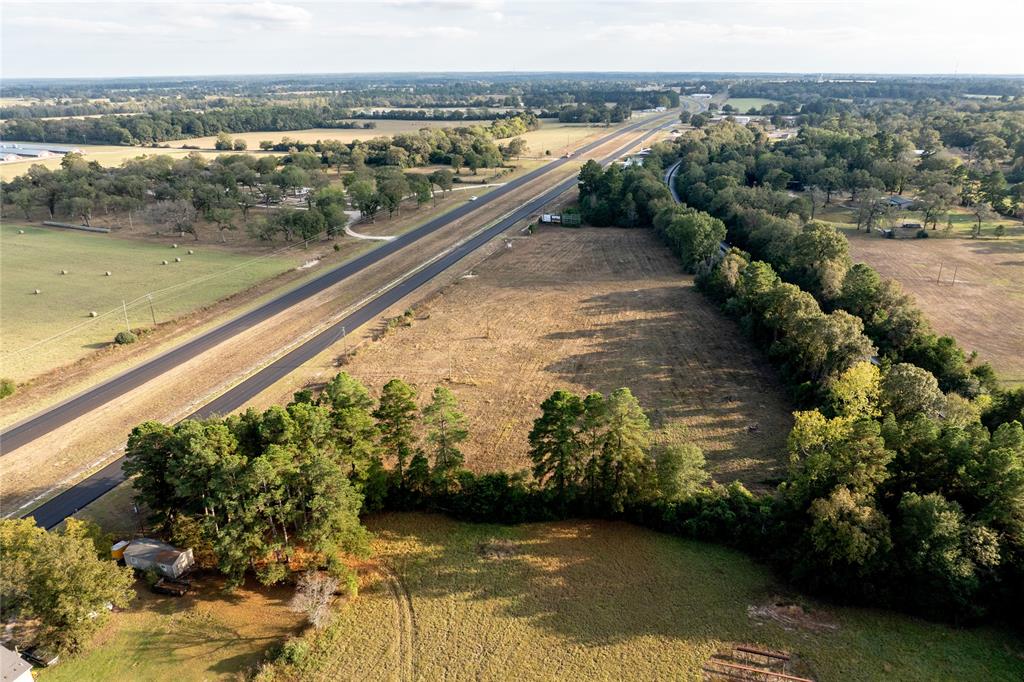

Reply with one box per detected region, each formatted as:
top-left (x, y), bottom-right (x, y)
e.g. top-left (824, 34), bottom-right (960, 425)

top-left (1, 113), bottom-right (671, 456)
top-left (16, 112), bottom-right (678, 528)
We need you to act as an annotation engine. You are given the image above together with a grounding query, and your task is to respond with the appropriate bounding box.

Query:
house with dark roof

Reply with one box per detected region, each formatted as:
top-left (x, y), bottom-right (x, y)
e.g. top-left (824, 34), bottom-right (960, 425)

top-left (887, 195), bottom-right (915, 209)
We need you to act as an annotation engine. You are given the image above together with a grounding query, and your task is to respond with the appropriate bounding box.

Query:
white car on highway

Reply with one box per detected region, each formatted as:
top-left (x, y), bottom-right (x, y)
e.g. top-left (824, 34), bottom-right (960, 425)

top-left (468, 195), bottom-right (478, 201)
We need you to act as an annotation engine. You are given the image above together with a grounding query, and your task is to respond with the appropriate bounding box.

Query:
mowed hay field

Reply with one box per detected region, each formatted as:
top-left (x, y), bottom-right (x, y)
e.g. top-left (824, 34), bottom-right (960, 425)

top-left (264, 512), bottom-right (1024, 682)
top-left (334, 226), bottom-right (792, 486)
top-left (836, 216), bottom-right (1024, 386)
top-left (724, 98), bottom-right (782, 111)
top-left (0, 223), bottom-right (298, 382)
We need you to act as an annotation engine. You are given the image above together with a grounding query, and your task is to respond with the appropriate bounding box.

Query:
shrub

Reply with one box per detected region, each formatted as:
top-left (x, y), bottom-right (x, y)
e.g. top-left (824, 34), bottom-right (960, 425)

top-left (276, 637), bottom-right (309, 666)
top-left (256, 562), bottom-right (289, 586)
top-left (114, 330), bottom-right (138, 345)
top-left (0, 378), bottom-right (15, 399)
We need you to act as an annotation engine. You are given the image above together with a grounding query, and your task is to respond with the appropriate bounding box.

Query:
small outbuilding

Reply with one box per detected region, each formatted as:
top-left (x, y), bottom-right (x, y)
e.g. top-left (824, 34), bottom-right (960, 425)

top-left (887, 195), bottom-right (914, 210)
top-left (1, 644), bottom-right (33, 682)
top-left (122, 539), bottom-right (195, 579)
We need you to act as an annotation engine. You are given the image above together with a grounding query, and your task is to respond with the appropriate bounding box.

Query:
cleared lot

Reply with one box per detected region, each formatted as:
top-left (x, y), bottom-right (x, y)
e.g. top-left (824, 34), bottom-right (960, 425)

top-left (270, 226), bottom-right (793, 486)
top-left (839, 220), bottom-right (1024, 386)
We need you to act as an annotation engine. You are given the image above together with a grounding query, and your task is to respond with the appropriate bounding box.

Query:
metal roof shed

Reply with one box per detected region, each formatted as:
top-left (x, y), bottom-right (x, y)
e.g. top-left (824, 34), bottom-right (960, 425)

top-left (1, 644), bottom-right (33, 682)
top-left (122, 539), bottom-right (195, 579)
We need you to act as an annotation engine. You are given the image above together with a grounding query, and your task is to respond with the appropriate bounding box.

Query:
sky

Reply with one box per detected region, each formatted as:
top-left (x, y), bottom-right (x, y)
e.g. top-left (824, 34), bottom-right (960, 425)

top-left (2, 0), bottom-right (1023, 80)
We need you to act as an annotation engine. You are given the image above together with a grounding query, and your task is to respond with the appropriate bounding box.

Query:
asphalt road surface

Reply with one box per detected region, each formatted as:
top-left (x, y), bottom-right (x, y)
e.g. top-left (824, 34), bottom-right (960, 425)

top-left (16, 112), bottom-right (677, 529)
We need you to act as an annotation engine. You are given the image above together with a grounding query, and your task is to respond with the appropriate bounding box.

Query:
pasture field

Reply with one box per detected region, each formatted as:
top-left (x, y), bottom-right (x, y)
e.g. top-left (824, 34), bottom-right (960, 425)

top-left (0, 223), bottom-right (300, 383)
top-left (814, 202), bottom-right (1024, 385)
top-left (264, 226), bottom-right (794, 487)
top-left (261, 512), bottom-right (1024, 682)
top-left (724, 97), bottom-right (781, 111)
top-left (514, 120), bottom-right (625, 158)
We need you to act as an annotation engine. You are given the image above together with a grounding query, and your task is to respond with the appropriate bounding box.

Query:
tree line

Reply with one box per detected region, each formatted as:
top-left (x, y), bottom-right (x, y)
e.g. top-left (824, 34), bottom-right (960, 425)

top-left (0, 100), bottom-right (539, 147)
top-left (572, 125), bottom-right (1024, 623)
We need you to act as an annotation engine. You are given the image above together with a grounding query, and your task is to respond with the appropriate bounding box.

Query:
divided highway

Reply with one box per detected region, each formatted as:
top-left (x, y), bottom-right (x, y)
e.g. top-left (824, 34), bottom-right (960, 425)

top-left (1, 113), bottom-right (670, 456)
top-left (13, 111), bottom-right (678, 528)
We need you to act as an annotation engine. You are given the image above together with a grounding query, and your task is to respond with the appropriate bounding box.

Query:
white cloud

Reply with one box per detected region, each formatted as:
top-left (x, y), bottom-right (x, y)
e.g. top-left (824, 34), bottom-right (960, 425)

top-left (7, 16), bottom-right (137, 35)
top-left (583, 18), bottom-right (862, 45)
top-left (381, 0), bottom-right (504, 10)
top-left (323, 22), bottom-right (476, 39)
top-left (166, 2), bottom-right (313, 31)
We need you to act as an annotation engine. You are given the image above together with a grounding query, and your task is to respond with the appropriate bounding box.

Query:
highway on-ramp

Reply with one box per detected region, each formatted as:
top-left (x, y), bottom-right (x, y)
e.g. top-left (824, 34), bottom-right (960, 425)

top-left (0, 113), bottom-right (670, 456)
top-left (12, 112), bottom-right (678, 528)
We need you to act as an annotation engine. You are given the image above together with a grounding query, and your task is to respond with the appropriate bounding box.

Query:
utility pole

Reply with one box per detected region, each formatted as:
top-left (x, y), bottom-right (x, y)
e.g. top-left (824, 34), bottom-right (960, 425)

top-left (951, 265), bottom-right (958, 286)
top-left (147, 294), bottom-right (156, 326)
top-left (122, 300), bottom-right (130, 332)
top-left (936, 262), bottom-right (943, 283)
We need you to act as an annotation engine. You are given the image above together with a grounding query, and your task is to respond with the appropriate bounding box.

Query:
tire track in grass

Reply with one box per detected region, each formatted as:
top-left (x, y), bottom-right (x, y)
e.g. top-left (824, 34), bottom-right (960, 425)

top-left (380, 564), bottom-right (416, 682)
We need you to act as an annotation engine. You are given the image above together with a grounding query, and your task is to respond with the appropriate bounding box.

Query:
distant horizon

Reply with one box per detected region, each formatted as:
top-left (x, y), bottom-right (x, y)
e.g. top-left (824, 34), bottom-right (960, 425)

top-left (3, 70), bottom-right (1023, 84)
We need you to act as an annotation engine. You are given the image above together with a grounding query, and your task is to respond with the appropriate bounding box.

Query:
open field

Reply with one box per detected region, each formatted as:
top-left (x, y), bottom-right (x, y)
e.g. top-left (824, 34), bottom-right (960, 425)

top-left (814, 201), bottom-right (1024, 385)
top-left (0, 223), bottom-right (303, 383)
top-left (724, 97), bottom-right (781, 111)
top-left (261, 512), bottom-right (1024, 682)
top-left (36, 575), bottom-right (302, 682)
top-left (258, 225), bottom-right (793, 486)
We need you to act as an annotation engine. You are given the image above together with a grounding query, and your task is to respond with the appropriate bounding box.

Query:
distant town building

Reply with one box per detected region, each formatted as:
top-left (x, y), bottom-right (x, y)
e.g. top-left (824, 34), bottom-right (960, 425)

top-left (0, 142), bottom-right (84, 162)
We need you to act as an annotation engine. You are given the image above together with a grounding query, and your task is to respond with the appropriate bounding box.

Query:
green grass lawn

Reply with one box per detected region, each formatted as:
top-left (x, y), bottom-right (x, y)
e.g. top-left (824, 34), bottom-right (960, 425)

top-left (1, 223), bottom-right (299, 382)
top-left (264, 513), bottom-right (1024, 682)
top-left (725, 98), bottom-right (781, 112)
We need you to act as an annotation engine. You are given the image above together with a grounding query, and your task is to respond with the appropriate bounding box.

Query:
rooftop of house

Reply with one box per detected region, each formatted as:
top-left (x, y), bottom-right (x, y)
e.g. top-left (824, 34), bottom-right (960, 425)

top-left (1, 644), bottom-right (33, 680)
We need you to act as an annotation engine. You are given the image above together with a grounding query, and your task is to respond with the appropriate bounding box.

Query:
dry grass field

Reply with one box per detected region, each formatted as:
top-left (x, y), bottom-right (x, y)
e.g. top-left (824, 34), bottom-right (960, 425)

top-left (260, 512), bottom-right (1024, 682)
top-left (834, 214), bottom-right (1024, 386)
top-left (307, 226), bottom-right (793, 486)
top-left (36, 576), bottom-right (302, 682)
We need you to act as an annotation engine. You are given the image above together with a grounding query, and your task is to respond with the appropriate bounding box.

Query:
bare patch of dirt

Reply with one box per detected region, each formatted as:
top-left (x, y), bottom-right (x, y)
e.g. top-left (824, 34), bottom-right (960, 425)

top-left (478, 539), bottom-right (520, 560)
top-left (747, 598), bottom-right (839, 633)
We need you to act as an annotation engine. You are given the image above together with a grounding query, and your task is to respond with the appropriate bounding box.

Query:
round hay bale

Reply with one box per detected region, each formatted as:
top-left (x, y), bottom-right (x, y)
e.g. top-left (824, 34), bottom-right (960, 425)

top-left (175, 257), bottom-right (182, 263)
top-left (89, 311), bottom-right (98, 317)
top-left (162, 260), bottom-right (168, 265)
top-left (172, 243), bottom-right (178, 249)
top-left (104, 271), bottom-right (112, 277)
top-left (60, 269), bottom-right (68, 275)
top-left (187, 250), bottom-right (194, 255)
top-left (33, 289), bottom-right (41, 295)
top-left (18, 229), bottom-right (25, 234)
